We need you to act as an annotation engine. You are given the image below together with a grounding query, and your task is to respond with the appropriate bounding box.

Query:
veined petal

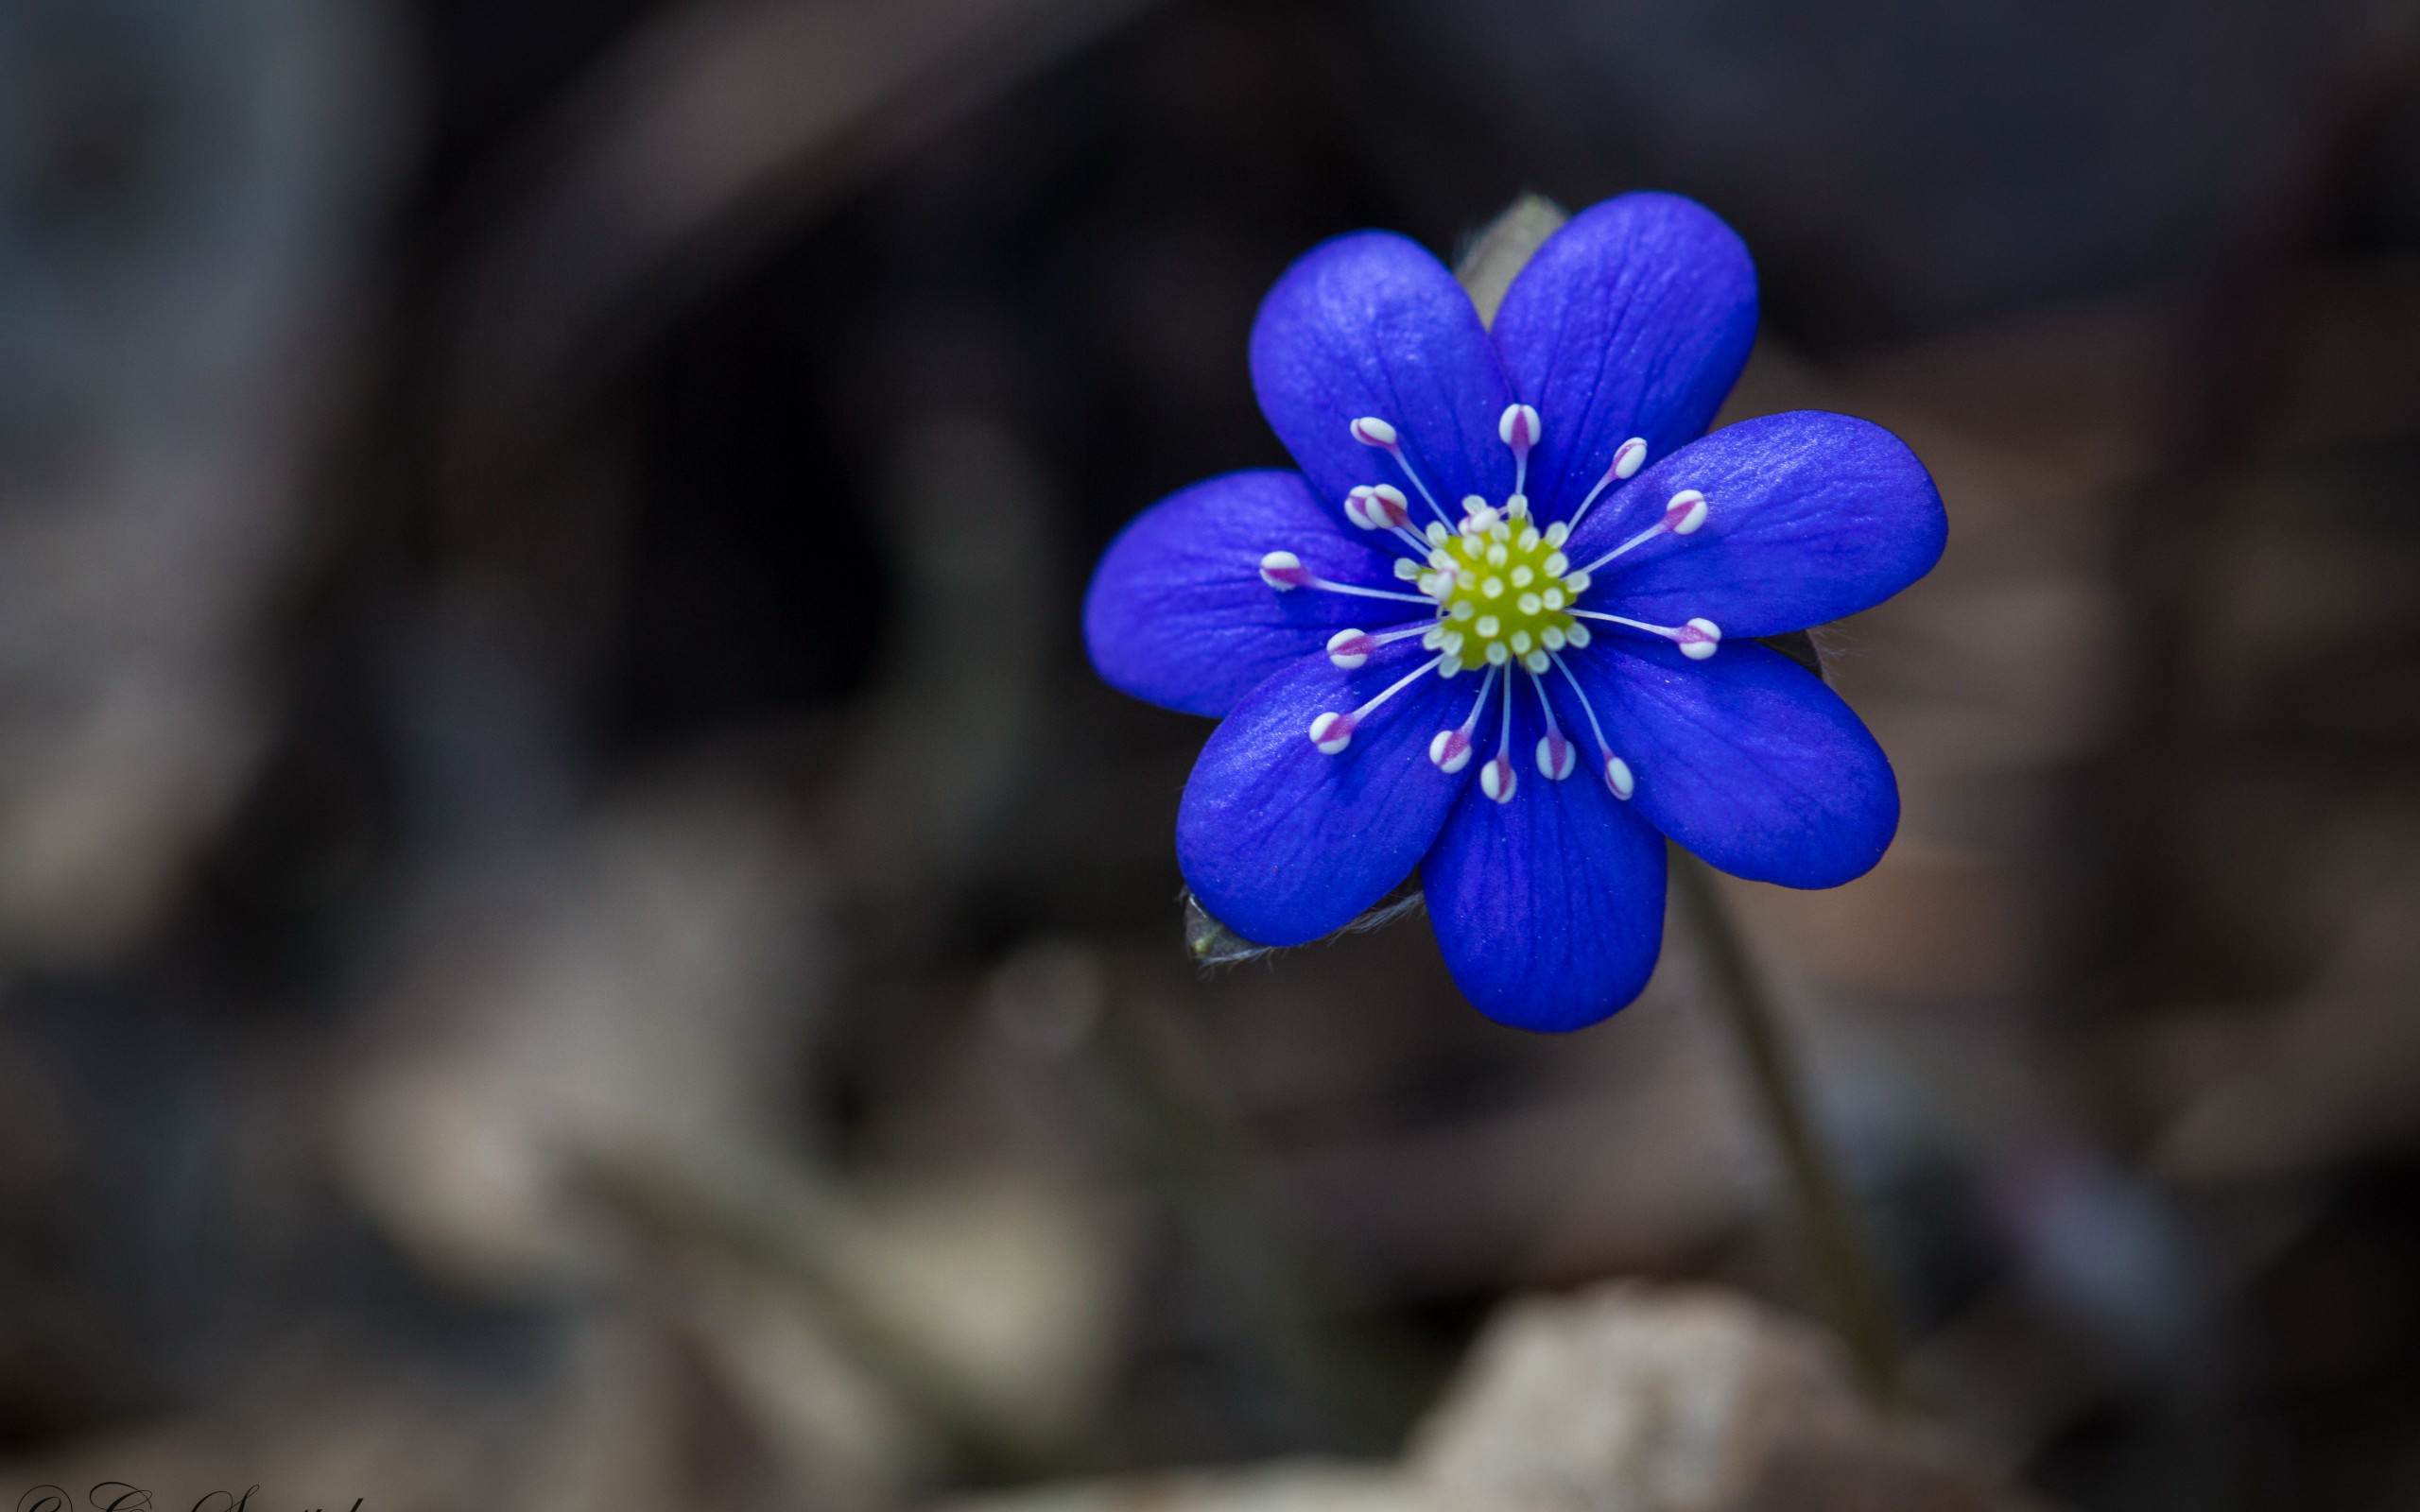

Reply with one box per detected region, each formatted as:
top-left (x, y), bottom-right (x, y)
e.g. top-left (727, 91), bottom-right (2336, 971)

top-left (1250, 232), bottom-right (1515, 521)
top-left (1491, 193), bottom-right (1757, 521)
top-left (1084, 470), bottom-right (1419, 718)
top-left (1420, 679), bottom-right (1668, 1031)
top-left (1569, 410), bottom-right (1946, 637)
top-left (1178, 642), bottom-right (1468, 947)
top-left (1574, 638), bottom-right (1897, 887)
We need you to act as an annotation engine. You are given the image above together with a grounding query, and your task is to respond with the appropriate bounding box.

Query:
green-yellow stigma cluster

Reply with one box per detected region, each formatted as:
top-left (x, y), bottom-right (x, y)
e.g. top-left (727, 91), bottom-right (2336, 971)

top-left (1409, 499), bottom-right (1593, 675)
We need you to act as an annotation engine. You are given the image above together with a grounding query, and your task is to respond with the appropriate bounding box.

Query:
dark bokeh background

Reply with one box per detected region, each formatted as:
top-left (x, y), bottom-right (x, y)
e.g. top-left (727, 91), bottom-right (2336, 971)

top-left (6, 0), bottom-right (2420, 1507)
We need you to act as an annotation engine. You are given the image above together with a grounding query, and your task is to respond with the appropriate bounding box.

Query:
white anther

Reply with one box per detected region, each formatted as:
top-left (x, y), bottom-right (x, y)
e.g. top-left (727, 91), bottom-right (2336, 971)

top-left (1429, 728), bottom-right (1474, 773)
top-left (1425, 521), bottom-right (1449, 546)
top-left (1566, 624), bottom-right (1592, 647)
top-left (1393, 558), bottom-right (1421, 580)
top-left (1543, 552), bottom-right (1568, 576)
top-left (1516, 593), bottom-right (1542, 616)
top-left (1516, 525), bottom-right (1540, 551)
top-left (1475, 615), bottom-right (1500, 637)
top-left (1308, 711), bottom-right (1355, 753)
top-left (1438, 660), bottom-right (1461, 679)
top-left (1498, 403), bottom-right (1541, 450)
top-left (1544, 521), bottom-right (1569, 547)
top-left (1679, 617), bottom-right (1722, 660)
top-left (1442, 630), bottom-right (1464, 654)
top-left (1536, 732), bottom-right (1576, 780)
top-left (1451, 601), bottom-right (1477, 622)
top-left (1461, 494), bottom-right (1489, 516)
top-left (1523, 649), bottom-right (1550, 673)
top-left (1259, 550), bottom-right (1307, 589)
top-left (1512, 567), bottom-right (1535, 589)
top-left (1511, 630), bottom-right (1533, 654)
top-left (1564, 572), bottom-right (1591, 594)
top-left (1325, 628), bottom-right (1374, 669)
top-left (1349, 416), bottom-right (1398, 447)
top-left (1489, 520), bottom-right (1511, 542)
top-left (1613, 438), bottom-right (1648, 480)
top-left (1481, 577), bottom-right (1504, 599)
top-left (1485, 542), bottom-right (1509, 568)
top-left (1480, 754), bottom-right (1518, 803)
top-left (1505, 494), bottom-right (1530, 519)
top-left (1665, 489), bottom-right (1708, 535)
top-left (1543, 589), bottom-right (1565, 610)
top-left (1485, 642), bottom-right (1511, 666)
top-left (1603, 753), bottom-right (1635, 799)
top-left (1540, 626), bottom-right (1566, 650)
top-left (1422, 626), bottom-right (1446, 650)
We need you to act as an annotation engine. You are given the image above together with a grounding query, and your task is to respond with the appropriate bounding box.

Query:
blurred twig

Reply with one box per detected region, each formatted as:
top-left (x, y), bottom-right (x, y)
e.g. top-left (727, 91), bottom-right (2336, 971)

top-left (430, 0), bottom-right (1162, 515)
top-left (1080, 990), bottom-right (1439, 1449)
top-left (580, 1143), bottom-right (1081, 1482)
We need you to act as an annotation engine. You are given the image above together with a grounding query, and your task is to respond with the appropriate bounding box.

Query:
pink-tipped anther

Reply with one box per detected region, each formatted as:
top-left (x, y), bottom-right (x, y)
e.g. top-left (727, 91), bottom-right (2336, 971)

top-left (1366, 485), bottom-right (1411, 529)
top-left (1535, 730), bottom-right (1576, 781)
top-left (1326, 628), bottom-right (1375, 669)
top-left (1664, 489), bottom-right (1708, 535)
top-left (1428, 728), bottom-right (1473, 773)
top-left (1613, 437), bottom-right (1648, 480)
top-left (1308, 711), bottom-right (1356, 754)
top-left (1479, 753), bottom-right (1518, 804)
top-left (1349, 416), bottom-right (1399, 448)
top-left (1498, 403), bottom-right (1541, 453)
top-left (1676, 617), bottom-right (1721, 660)
top-left (1258, 549), bottom-right (1310, 590)
top-left (1603, 753), bottom-right (1635, 799)
top-left (1343, 488), bottom-right (1375, 530)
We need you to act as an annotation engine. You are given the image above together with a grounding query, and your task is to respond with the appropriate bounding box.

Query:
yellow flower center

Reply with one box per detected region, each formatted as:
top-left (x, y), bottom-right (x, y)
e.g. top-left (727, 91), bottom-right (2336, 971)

top-left (1418, 505), bottom-right (1592, 675)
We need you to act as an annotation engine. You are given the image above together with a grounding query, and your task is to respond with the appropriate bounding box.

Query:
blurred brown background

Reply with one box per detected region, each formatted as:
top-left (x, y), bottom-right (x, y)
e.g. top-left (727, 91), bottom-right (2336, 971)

top-left (4, 0), bottom-right (2420, 1507)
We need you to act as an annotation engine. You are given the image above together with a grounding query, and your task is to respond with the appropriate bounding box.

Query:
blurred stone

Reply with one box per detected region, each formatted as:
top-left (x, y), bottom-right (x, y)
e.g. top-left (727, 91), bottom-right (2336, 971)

top-left (959, 1462), bottom-right (1409, 1512)
top-left (954, 1285), bottom-right (2043, 1512)
top-left (1409, 1282), bottom-right (2047, 1512)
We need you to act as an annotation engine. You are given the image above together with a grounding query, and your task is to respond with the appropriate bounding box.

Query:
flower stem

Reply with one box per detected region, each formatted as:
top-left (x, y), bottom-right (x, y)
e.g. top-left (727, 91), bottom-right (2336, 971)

top-left (1669, 848), bottom-right (1908, 1407)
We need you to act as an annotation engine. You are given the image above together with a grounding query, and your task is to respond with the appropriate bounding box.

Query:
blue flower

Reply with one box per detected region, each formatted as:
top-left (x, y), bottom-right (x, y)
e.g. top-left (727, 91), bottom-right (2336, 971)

top-left (1082, 194), bottom-right (1946, 1031)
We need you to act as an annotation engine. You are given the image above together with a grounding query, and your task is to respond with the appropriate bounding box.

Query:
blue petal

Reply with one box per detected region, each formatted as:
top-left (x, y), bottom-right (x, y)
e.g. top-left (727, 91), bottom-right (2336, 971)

top-left (1568, 410), bottom-right (1947, 638)
top-left (1420, 678), bottom-right (1668, 1032)
top-left (1250, 232), bottom-right (1514, 524)
top-left (1573, 638), bottom-right (1897, 887)
top-left (1178, 642), bottom-right (1470, 946)
top-left (1084, 471), bottom-right (1423, 718)
top-left (1490, 193), bottom-right (1757, 520)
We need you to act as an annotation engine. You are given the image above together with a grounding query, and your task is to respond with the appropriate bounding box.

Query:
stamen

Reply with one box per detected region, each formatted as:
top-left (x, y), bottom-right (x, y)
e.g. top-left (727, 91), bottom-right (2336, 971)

top-left (1327, 621), bottom-right (1440, 669)
top-left (1305, 653), bottom-right (1446, 755)
top-left (1530, 672), bottom-right (1575, 780)
top-left (1427, 664), bottom-right (1498, 772)
top-left (1498, 403), bottom-right (1540, 498)
top-left (1261, 550), bottom-right (1434, 605)
top-left (1571, 609), bottom-right (1723, 659)
top-left (1349, 416), bottom-right (1452, 525)
top-left (1565, 437), bottom-right (1649, 529)
top-left (1479, 674), bottom-right (1517, 803)
top-left (1574, 488), bottom-right (1713, 577)
top-left (1548, 652), bottom-right (1635, 799)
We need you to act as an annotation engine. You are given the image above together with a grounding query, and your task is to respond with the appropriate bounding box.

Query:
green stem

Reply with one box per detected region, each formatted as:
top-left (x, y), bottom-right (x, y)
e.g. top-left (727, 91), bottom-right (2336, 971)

top-left (1669, 848), bottom-right (1908, 1407)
